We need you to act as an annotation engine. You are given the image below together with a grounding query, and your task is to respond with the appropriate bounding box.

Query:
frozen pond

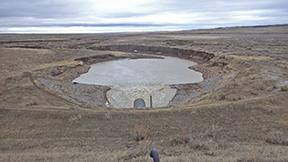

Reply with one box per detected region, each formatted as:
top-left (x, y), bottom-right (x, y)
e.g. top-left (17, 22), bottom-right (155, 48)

top-left (73, 56), bottom-right (203, 86)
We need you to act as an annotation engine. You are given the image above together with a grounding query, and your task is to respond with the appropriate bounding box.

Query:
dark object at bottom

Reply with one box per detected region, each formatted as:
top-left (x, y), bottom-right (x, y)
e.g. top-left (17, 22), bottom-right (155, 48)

top-left (150, 148), bottom-right (160, 162)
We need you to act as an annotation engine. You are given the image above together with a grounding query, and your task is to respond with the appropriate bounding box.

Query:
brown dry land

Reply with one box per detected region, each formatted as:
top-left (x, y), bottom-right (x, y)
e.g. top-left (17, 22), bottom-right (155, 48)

top-left (0, 25), bottom-right (288, 162)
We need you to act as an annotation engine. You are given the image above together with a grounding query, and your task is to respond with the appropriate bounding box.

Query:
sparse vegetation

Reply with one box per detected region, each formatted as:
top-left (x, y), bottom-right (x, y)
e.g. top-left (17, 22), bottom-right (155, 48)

top-left (1, 26), bottom-right (288, 161)
top-left (266, 131), bottom-right (288, 146)
top-left (129, 124), bottom-right (150, 142)
top-left (280, 86), bottom-right (288, 92)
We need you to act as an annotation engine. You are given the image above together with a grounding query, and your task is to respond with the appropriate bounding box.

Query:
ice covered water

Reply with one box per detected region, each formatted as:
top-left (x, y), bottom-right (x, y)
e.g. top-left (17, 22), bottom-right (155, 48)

top-left (73, 56), bottom-right (203, 86)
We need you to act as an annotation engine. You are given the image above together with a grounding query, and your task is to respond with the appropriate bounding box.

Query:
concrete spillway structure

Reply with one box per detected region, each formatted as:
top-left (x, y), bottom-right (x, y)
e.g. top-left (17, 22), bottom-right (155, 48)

top-left (107, 85), bottom-right (177, 108)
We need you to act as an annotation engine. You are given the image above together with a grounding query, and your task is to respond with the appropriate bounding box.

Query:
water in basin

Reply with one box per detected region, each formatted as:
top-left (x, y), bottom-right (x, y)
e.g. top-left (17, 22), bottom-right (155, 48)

top-left (73, 56), bottom-right (203, 86)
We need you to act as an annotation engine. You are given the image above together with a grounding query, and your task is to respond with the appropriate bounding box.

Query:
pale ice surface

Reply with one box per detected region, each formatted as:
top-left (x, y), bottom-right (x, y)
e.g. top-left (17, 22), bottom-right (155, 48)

top-left (73, 56), bottom-right (203, 86)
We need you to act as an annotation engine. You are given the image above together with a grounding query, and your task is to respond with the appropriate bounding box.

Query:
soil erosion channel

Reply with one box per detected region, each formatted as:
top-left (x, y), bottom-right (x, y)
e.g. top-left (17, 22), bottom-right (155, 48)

top-left (73, 56), bottom-right (203, 108)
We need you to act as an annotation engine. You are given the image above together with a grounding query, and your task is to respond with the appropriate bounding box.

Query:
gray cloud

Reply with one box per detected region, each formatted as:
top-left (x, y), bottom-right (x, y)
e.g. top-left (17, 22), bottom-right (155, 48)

top-left (0, 0), bottom-right (85, 18)
top-left (160, 0), bottom-right (288, 12)
top-left (0, 0), bottom-right (287, 33)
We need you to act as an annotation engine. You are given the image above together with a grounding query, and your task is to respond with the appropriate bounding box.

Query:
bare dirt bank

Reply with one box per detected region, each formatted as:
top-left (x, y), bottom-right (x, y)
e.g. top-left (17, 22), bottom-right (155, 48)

top-left (91, 44), bottom-right (214, 63)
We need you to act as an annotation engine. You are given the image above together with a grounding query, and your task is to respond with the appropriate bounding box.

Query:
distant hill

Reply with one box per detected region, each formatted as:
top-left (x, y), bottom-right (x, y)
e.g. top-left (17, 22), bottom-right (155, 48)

top-left (215, 24), bottom-right (288, 29)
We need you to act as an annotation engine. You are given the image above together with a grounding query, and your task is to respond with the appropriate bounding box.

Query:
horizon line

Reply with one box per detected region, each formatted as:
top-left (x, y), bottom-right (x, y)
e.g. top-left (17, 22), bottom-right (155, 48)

top-left (0, 23), bottom-right (287, 34)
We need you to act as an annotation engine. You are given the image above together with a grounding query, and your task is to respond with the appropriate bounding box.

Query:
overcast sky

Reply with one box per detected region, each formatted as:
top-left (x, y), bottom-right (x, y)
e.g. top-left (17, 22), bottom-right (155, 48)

top-left (0, 0), bottom-right (287, 33)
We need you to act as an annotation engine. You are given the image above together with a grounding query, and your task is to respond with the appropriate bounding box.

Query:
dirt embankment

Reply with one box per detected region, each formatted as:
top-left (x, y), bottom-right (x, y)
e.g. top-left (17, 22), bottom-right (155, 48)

top-left (30, 53), bottom-right (168, 108)
top-left (30, 56), bottom-right (110, 108)
top-left (75, 53), bottom-right (164, 65)
top-left (90, 44), bottom-right (215, 63)
top-left (34, 47), bottom-right (218, 108)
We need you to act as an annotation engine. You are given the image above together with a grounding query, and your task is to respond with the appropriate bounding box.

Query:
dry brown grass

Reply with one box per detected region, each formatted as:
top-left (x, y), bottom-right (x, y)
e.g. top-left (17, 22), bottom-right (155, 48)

top-left (129, 123), bottom-right (150, 142)
top-left (3, 144), bottom-right (288, 162)
top-left (1, 26), bottom-right (288, 162)
top-left (280, 86), bottom-right (288, 92)
top-left (227, 55), bottom-right (273, 61)
top-left (266, 131), bottom-right (288, 146)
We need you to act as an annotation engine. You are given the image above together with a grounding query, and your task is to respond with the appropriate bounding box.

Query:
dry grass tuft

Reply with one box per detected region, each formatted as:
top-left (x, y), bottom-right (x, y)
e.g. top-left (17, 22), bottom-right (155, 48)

top-left (169, 128), bottom-right (191, 146)
top-left (265, 131), bottom-right (288, 146)
top-left (129, 124), bottom-right (150, 142)
top-left (280, 86), bottom-right (288, 92)
top-left (104, 111), bottom-right (112, 120)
